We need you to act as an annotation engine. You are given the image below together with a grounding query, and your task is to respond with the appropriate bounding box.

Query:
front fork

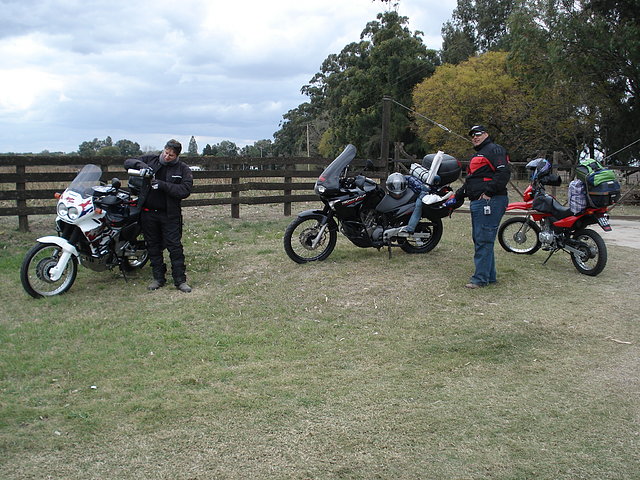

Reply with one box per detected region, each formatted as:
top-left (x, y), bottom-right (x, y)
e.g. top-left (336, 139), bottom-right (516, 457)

top-left (311, 207), bottom-right (339, 248)
top-left (38, 227), bottom-right (81, 281)
top-left (48, 251), bottom-right (74, 281)
top-left (312, 222), bottom-right (330, 249)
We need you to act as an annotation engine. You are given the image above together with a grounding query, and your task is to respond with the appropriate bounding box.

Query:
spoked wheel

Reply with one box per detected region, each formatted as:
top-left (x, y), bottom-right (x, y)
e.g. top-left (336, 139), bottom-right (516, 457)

top-left (400, 218), bottom-right (443, 254)
top-left (570, 229), bottom-right (607, 276)
top-left (20, 242), bottom-right (78, 298)
top-left (498, 217), bottom-right (541, 254)
top-left (284, 214), bottom-right (337, 264)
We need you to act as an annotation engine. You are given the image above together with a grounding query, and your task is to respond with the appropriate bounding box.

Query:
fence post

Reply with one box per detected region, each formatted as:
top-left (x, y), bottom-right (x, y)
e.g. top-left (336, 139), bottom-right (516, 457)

top-left (284, 163), bottom-right (292, 216)
top-left (552, 151), bottom-right (564, 197)
top-left (231, 164), bottom-right (240, 219)
top-left (16, 164), bottom-right (29, 232)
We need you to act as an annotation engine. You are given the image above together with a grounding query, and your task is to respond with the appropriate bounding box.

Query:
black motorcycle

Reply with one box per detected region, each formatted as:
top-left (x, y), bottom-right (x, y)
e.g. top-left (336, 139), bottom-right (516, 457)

top-left (283, 144), bottom-right (462, 263)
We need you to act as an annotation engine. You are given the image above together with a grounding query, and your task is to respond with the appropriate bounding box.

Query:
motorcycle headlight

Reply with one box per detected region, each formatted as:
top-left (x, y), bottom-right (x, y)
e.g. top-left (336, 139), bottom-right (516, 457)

top-left (67, 207), bottom-right (79, 220)
top-left (57, 202), bottom-right (68, 217)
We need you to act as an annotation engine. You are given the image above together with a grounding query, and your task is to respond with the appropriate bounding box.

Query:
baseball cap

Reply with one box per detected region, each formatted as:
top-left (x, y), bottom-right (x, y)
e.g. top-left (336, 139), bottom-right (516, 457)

top-left (468, 125), bottom-right (487, 136)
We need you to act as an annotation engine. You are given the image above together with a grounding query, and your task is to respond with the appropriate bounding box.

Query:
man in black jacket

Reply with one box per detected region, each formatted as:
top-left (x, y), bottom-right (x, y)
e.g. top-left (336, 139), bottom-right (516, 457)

top-left (125, 139), bottom-right (194, 292)
top-left (455, 125), bottom-right (511, 289)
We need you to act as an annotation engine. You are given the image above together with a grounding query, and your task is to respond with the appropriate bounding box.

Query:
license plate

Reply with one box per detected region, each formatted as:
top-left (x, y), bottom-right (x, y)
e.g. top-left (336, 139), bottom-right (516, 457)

top-left (597, 216), bottom-right (612, 231)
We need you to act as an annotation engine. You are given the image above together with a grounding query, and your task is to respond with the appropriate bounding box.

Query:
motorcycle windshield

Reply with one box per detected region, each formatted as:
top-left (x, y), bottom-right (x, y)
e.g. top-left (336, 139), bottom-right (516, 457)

top-left (315, 144), bottom-right (357, 193)
top-left (67, 164), bottom-right (102, 195)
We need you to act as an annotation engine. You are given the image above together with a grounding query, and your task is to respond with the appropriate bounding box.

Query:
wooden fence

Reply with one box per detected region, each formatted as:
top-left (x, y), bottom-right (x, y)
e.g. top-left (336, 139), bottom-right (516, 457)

top-left (1, 154), bottom-right (638, 232)
top-left (0, 155), bottom-right (386, 231)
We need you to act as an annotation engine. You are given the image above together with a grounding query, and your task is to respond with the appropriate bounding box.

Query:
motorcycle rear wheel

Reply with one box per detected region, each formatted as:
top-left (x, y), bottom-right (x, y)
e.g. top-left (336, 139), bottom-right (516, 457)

top-left (120, 236), bottom-right (149, 271)
top-left (284, 214), bottom-right (337, 263)
top-left (400, 218), bottom-right (443, 254)
top-left (20, 242), bottom-right (78, 298)
top-left (498, 217), bottom-right (541, 254)
top-left (570, 228), bottom-right (607, 276)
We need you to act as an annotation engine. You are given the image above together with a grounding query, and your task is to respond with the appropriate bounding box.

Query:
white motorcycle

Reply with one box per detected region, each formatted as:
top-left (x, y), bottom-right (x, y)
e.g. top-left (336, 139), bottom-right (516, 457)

top-left (20, 165), bottom-right (150, 298)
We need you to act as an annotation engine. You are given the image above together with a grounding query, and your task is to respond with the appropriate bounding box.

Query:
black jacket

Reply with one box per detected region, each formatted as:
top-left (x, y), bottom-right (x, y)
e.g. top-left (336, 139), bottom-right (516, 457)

top-left (457, 137), bottom-right (510, 201)
top-left (124, 154), bottom-right (193, 217)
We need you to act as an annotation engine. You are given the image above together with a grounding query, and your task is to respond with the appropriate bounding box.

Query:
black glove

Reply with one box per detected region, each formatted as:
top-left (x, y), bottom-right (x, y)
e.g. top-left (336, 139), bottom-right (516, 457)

top-left (139, 167), bottom-right (153, 177)
top-left (454, 187), bottom-right (465, 202)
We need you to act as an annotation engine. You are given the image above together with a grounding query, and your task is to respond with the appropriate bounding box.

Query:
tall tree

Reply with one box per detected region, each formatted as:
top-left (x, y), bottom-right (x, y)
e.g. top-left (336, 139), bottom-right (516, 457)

top-left (440, 0), bottom-right (514, 64)
top-left (273, 103), bottom-right (320, 157)
top-left (115, 139), bottom-right (142, 157)
top-left (188, 136), bottom-right (198, 156)
top-left (277, 10), bottom-right (438, 158)
top-left (96, 146), bottom-right (121, 156)
top-left (412, 51), bottom-right (585, 162)
top-left (202, 144), bottom-right (214, 156)
top-left (214, 140), bottom-right (238, 157)
top-left (508, 0), bottom-right (640, 163)
top-left (240, 139), bottom-right (274, 157)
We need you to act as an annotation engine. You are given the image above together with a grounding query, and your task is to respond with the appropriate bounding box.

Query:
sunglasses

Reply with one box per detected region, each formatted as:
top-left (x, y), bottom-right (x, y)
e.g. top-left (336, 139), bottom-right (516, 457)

top-left (470, 132), bottom-right (486, 137)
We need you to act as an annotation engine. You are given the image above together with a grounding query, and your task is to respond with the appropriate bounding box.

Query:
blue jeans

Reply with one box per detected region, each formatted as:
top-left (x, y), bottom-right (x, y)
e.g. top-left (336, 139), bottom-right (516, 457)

top-left (469, 195), bottom-right (508, 285)
top-left (406, 191), bottom-right (426, 232)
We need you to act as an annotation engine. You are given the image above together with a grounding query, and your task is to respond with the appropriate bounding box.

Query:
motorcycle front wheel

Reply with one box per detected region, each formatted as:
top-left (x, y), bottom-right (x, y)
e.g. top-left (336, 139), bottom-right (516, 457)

top-left (400, 218), bottom-right (443, 254)
top-left (498, 217), bottom-right (541, 254)
top-left (20, 242), bottom-right (78, 298)
top-left (570, 229), bottom-right (607, 276)
top-left (284, 214), bottom-right (337, 263)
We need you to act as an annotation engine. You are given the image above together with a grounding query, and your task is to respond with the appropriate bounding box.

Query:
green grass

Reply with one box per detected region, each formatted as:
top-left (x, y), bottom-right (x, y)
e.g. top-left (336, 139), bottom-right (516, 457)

top-left (0, 205), bottom-right (638, 479)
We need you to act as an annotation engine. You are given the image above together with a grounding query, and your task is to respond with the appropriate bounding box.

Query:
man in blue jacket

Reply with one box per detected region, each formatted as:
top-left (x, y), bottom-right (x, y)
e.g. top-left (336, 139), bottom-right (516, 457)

top-left (125, 139), bottom-right (194, 292)
top-left (455, 125), bottom-right (511, 289)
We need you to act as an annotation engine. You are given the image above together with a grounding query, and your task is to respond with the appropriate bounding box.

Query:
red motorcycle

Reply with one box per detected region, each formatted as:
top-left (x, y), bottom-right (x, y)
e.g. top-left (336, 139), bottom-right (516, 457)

top-left (498, 159), bottom-right (613, 276)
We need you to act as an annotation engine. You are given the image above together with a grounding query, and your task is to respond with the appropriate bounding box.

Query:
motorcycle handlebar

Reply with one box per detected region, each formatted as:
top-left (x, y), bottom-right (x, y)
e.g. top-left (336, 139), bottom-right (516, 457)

top-left (127, 168), bottom-right (153, 178)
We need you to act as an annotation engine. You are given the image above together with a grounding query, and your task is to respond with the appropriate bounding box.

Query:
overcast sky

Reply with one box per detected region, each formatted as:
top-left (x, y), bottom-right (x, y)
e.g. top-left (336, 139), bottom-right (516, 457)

top-left (0, 0), bottom-right (457, 154)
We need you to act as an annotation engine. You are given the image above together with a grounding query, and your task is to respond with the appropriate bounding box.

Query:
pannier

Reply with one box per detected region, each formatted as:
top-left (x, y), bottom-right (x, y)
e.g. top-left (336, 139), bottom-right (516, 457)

top-left (575, 158), bottom-right (621, 208)
top-left (586, 180), bottom-right (621, 208)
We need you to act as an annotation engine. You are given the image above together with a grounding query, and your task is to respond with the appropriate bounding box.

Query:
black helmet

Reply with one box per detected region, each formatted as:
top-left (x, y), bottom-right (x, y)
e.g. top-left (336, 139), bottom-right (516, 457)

top-left (386, 173), bottom-right (407, 199)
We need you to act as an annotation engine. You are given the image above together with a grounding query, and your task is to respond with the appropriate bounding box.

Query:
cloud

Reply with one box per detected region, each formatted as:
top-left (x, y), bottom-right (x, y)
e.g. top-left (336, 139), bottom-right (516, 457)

top-left (0, 0), bottom-right (456, 153)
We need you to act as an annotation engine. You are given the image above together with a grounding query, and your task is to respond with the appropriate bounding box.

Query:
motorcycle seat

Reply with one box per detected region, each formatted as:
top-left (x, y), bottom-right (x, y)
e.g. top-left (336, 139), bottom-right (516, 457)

top-left (552, 203), bottom-right (574, 219)
top-left (533, 193), bottom-right (574, 219)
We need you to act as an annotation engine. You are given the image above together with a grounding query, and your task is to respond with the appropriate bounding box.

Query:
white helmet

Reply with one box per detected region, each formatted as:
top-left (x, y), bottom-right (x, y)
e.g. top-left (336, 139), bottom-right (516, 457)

top-left (386, 173), bottom-right (407, 199)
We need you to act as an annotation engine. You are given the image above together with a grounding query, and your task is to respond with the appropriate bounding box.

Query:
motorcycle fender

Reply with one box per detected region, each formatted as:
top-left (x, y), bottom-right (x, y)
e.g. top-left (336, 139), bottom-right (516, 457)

top-left (296, 210), bottom-right (338, 230)
top-left (36, 236), bottom-right (79, 257)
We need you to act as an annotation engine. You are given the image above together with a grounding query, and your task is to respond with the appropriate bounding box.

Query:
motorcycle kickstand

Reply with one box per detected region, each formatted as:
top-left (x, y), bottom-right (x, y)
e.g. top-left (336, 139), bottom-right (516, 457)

top-left (542, 249), bottom-right (557, 265)
top-left (119, 265), bottom-right (130, 282)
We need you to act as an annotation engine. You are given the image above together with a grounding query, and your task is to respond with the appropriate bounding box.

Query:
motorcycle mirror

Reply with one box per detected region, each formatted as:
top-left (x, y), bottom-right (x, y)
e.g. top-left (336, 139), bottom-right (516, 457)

top-left (111, 178), bottom-right (121, 190)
